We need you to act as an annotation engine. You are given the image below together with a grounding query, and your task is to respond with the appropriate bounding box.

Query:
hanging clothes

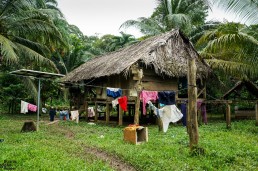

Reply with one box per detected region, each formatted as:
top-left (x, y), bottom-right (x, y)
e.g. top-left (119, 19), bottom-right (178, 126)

top-left (118, 96), bottom-right (127, 112)
top-left (112, 98), bottom-right (119, 108)
top-left (197, 100), bottom-right (207, 124)
top-left (148, 101), bottom-right (183, 133)
top-left (181, 102), bottom-right (187, 126)
top-left (71, 110), bottom-right (79, 123)
top-left (158, 91), bottom-right (176, 105)
top-left (88, 107), bottom-right (95, 117)
top-left (140, 90), bottom-right (158, 115)
top-left (49, 108), bottom-right (56, 122)
top-left (28, 103), bottom-right (37, 112)
top-left (21, 100), bottom-right (29, 114)
top-left (106, 87), bottom-right (122, 99)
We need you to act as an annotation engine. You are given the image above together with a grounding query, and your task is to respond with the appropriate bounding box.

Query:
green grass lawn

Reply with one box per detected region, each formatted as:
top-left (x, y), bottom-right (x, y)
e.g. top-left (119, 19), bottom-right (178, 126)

top-left (0, 114), bottom-right (257, 171)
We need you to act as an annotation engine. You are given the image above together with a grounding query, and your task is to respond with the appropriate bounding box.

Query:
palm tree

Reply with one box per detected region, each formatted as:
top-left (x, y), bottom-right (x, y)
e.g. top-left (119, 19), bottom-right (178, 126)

top-left (197, 22), bottom-right (258, 79)
top-left (121, 0), bottom-right (208, 36)
top-left (108, 32), bottom-right (139, 51)
top-left (0, 0), bottom-right (63, 70)
top-left (210, 0), bottom-right (258, 25)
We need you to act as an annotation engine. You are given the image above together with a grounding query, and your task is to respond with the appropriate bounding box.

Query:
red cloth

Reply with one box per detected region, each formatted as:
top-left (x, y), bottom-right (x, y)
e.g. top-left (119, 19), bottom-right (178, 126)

top-left (118, 96), bottom-right (127, 112)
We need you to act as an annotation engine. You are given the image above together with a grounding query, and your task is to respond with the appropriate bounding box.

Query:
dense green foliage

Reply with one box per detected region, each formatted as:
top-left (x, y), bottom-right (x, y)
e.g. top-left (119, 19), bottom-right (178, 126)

top-left (121, 0), bottom-right (208, 36)
top-left (0, 114), bottom-right (257, 170)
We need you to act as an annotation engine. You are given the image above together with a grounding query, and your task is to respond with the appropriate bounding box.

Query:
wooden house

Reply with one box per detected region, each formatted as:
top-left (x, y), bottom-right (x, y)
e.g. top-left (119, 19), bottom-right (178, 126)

top-left (62, 29), bottom-right (210, 125)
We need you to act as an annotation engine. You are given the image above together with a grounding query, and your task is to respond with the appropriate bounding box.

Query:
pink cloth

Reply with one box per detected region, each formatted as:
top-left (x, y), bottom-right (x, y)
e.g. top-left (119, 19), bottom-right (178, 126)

top-left (28, 103), bottom-right (37, 112)
top-left (140, 90), bottom-right (158, 115)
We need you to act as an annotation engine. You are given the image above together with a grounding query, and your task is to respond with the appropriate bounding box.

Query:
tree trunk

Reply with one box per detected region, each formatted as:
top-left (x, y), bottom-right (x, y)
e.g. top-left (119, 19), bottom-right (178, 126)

top-left (187, 57), bottom-right (199, 150)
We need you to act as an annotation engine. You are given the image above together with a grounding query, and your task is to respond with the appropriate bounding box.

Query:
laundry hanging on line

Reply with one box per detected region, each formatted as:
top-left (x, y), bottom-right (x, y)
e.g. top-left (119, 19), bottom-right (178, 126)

top-left (71, 110), bottom-right (79, 123)
top-left (20, 100), bottom-right (37, 114)
top-left (106, 87), bottom-right (122, 99)
top-left (88, 107), bottom-right (95, 117)
top-left (140, 90), bottom-right (158, 115)
top-left (158, 91), bottom-right (176, 105)
top-left (118, 96), bottom-right (127, 112)
top-left (148, 101), bottom-right (183, 133)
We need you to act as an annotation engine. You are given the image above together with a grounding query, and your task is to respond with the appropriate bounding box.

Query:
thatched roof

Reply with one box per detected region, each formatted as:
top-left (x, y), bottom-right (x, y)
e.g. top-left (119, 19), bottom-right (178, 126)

top-left (63, 29), bottom-right (209, 83)
top-left (222, 80), bottom-right (258, 99)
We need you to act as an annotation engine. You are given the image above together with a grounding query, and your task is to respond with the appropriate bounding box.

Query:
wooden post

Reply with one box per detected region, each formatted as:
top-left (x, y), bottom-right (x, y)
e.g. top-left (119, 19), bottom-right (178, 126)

top-left (157, 103), bottom-right (163, 132)
top-left (85, 101), bottom-right (88, 122)
top-left (118, 106), bottom-right (123, 125)
top-left (133, 68), bottom-right (143, 125)
top-left (187, 57), bottom-right (199, 150)
top-left (94, 102), bottom-right (98, 122)
top-left (106, 102), bottom-right (110, 124)
top-left (226, 102), bottom-right (231, 129)
top-left (134, 92), bottom-right (140, 124)
top-left (255, 101), bottom-right (258, 126)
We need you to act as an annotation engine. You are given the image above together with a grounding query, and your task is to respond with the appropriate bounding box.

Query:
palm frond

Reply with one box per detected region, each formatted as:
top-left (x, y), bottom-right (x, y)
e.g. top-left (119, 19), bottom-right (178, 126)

top-left (16, 43), bottom-right (58, 71)
top-left (212, 0), bottom-right (258, 24)
top-left (206, 59), bottom-right (258, 78)
top-left (0, 34), bottom-right (18, 64)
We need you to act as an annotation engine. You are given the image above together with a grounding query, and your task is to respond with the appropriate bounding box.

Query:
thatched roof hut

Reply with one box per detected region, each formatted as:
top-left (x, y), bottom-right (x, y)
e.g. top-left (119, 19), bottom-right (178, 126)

top-left (63, 29), bottom-right (209, 83)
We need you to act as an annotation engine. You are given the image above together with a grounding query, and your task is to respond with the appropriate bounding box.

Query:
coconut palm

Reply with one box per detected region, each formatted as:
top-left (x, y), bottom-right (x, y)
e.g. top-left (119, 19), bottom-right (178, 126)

top-left (108, 32), bottom-right (139, 51)
top-left (210, 0), bottom-right (258, 25)
top-left (121, 0), bottom-right (208, 36)
top-left (197, 22), bottom-right (258, 79)
top-left (0, 0), bottom-right (63, 70)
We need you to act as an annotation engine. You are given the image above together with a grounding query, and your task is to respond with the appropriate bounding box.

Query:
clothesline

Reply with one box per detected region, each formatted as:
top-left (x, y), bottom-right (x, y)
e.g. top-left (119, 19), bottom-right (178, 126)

top-left (63, 82), bottom-right (195, 93)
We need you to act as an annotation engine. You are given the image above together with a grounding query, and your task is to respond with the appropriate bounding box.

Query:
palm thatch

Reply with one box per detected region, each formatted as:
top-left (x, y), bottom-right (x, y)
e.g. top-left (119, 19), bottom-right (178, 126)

top-left (63, 29), bottom-right (209, 83)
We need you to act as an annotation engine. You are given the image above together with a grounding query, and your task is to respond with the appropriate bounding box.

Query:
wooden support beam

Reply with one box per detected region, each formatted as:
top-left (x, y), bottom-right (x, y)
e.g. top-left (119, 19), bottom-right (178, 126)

top-left (134, 92), bottom-right (140, 125)
top-left (255, 101), bottom-right (258, 126)
top-left (85, 101), bottom-right (88, 122)
top-left (187, 57), bottom-right (199, 150)
top-left (197, 87), bottom-right (206, 98)
top-left (118, 106), bottom-right (123, 126)
top-left (94, 102), bottom-right (98, 122)
top-left (106, 103), bottom-right (110, 124)
top-left (226, 103), bottom-right (231, 129)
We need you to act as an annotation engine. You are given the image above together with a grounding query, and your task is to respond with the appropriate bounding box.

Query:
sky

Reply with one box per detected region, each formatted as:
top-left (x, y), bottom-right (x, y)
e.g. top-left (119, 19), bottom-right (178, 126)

top-left (56, 0), bottom-right (238, 37)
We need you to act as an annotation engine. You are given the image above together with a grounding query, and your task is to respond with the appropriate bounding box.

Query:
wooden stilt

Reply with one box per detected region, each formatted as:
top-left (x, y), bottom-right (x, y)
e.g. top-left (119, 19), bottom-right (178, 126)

top-left (85, 101), bottom-right (88, 122)
top-left (226, 103), bottom-right (231, 129)
top-left (106, 102), bottom-right (110, 124)
top-left (94, 102), bottom-right (98, 122)
top-left (134, 93), bottom-right (140, 125)
top-left (187, 57), bottom-right (199, 150)
top-left (119, 105), bottom-right (123, 126)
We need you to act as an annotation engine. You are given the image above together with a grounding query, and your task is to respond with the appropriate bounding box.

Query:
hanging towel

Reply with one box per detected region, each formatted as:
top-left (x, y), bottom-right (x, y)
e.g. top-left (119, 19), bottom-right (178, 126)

top-left (148, 101), bottom-right (183, 133)
top-left (106, 87), bottom-right (122, 99)
top-left (28, 103), bottom-right (37, 112)
top-left (181, 103), bottom-right (187, 126)
top-left (118, 96), bottom-right (127, 112)
top-left (21, 100), bottom-right (29, 114)
top-left (140, 90), bottom-right (158, 115)
top-left (88, 107), bottom-right (95, 117)
top-left (197, 99), bottom-right (207, 124)
top-left (158, 91), bottom-right (176, 105)
top-left (71, 110), bottom-right (79, 123)
top-left (112, 98), bottom-right (119, 108)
